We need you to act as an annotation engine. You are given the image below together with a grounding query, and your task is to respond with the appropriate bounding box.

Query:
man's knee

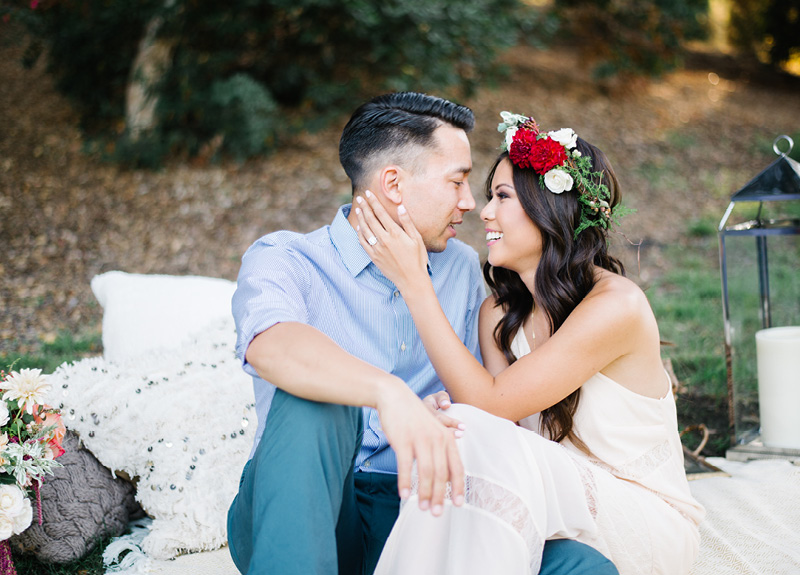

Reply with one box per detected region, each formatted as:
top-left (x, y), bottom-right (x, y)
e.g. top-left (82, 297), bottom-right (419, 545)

top-left (539, 539), bottom-right (619, 575)
top-left (268, 389), bottom-right (362, 443)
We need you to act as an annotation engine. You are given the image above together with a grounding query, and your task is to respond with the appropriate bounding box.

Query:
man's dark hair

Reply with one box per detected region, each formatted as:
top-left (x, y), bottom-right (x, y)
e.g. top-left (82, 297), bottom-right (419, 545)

top-left (339, 92), bottom-right (475, 192)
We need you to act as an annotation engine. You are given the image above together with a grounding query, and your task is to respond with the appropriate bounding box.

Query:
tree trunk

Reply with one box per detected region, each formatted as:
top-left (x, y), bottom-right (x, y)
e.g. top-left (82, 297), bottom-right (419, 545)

top-left (125, 10), bottom-right (176, 141)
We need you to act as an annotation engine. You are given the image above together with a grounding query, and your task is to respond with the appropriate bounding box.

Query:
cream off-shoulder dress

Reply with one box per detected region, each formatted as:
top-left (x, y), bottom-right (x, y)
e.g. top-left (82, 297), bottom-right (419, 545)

top-left (375, 327), bottom-right (705, 575)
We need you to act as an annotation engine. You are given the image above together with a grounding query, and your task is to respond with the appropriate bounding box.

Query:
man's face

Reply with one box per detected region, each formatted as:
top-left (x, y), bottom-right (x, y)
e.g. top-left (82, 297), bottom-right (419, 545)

top-left (400, 125), bottom-right (475, 252)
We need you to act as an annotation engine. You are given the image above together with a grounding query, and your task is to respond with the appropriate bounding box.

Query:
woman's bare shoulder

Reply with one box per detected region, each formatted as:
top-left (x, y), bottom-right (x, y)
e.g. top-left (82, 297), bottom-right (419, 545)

top-left (479, 293), bottom-right (505, 322)
top-left (574, 271), bottom-right (657, 338)
top-left (591, 270), bottom-right (649, 308)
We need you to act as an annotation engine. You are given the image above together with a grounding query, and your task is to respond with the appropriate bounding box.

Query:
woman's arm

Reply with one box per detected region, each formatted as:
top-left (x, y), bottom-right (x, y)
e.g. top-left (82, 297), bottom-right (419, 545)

top-left (354, 193), bottom-right (653, 421)
top-left (478, 297), bottom-right (511, 378)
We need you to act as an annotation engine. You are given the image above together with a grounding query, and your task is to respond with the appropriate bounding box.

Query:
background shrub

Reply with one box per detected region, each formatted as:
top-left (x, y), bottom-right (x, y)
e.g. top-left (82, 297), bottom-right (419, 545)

top-left (208, 74), bottom-right (280, 161)
top-left (8, 0), bottom-right (536, 164)
top-left (729, 0), bottom-right (800, 70)
top-left (552, 0), bottom-right (709, 78)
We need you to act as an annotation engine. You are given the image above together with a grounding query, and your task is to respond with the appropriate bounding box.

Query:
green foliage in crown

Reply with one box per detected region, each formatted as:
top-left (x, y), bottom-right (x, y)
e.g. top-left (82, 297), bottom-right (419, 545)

top-left (498, 112), bottom-right (635, 239)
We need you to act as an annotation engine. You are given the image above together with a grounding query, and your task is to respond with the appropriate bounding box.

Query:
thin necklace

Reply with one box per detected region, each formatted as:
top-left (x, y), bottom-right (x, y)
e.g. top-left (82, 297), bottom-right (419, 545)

top-left (530, 311), bottom-right (536, 351)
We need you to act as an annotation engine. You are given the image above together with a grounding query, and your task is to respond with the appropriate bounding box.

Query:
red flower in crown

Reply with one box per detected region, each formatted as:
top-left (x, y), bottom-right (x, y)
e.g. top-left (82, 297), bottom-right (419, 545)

top-left (510, 131), bottom-right (568, 174)
top-left (531, 137), bottom-right (568, 174)
top-left (508, 129), bottom-right (539, 169)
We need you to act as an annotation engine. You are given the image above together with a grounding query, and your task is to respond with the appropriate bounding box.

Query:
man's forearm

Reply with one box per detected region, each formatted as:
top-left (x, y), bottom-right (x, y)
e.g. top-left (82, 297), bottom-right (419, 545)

top-left (245, 321), bottom-right (402, 409)
top-left (246, 320), bottom-right (465, 515)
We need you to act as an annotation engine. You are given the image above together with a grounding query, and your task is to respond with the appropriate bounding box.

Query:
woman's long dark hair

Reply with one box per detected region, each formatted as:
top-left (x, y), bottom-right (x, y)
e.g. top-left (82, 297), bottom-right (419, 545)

top-left (483, 137), bottom-right (625, 446)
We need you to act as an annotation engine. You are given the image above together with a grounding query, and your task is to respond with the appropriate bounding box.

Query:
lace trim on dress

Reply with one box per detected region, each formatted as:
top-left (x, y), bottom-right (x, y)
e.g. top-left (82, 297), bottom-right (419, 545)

top-left (409, 474), bottom-right (545, 573)
top-left (581, 440), bottom-right (698, 526)
top-left (567, 448), bottom-right (657, 572)
top-left (589, 439), bottom-right (673, 481)
top-left (564, 450), bottom-right (599, 520)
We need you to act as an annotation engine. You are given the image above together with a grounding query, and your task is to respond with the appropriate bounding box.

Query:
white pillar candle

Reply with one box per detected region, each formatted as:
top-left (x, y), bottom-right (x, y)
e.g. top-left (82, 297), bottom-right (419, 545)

top-left (756, 326), bottom-right (800, 449)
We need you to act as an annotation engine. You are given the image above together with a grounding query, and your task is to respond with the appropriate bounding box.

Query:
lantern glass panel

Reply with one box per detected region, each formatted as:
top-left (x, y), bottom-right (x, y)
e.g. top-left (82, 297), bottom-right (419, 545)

top-left (724, 231), bottom-right (800, 445)
top-left (724, 235), bottom-right (760, 444)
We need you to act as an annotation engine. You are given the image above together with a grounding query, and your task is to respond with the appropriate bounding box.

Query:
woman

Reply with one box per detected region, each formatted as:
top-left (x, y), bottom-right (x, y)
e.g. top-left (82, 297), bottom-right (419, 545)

top-left (354, 112), bottom-right (704, 575)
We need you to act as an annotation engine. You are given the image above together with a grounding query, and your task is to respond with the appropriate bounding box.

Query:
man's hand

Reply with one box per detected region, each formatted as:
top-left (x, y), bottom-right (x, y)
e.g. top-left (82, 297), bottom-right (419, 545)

top-left (376, 383), bottom-right (465, 516)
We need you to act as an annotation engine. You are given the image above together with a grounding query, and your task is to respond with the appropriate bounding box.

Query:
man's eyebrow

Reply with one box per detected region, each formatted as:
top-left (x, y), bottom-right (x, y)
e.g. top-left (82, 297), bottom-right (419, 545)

top-left (451, 166), bottom-right (472, 176)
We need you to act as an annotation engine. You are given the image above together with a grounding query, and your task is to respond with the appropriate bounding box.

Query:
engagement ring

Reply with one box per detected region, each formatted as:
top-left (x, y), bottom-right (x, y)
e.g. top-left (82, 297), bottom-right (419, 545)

top-left (367, 236), bottom-right (378, 246)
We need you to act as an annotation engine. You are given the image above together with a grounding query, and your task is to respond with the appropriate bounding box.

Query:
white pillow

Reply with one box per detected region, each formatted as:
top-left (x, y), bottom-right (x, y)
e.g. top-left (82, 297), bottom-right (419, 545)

top-left (91, 271), bottom-right (237, 363)
top-left (51, 318), bottom-right (253, 559)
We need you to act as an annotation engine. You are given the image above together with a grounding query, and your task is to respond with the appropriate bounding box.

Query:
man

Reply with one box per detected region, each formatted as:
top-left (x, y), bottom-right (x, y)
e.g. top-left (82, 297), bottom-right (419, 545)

top-left (227, 92), bottom-right (618, 575)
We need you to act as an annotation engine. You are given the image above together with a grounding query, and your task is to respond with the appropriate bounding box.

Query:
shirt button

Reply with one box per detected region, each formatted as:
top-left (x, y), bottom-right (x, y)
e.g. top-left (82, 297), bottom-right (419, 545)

top-left (400, 342), bottom-right (406, 351)
top-left (393, 291), bottom-right (400, 298)
top-left (364, 460), bottom-right (371, 468)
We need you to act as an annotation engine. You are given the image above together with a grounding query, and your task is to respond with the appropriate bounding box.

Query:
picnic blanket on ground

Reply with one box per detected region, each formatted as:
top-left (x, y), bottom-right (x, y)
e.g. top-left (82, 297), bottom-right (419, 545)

top-left (688, 457), bottom-right (800, 575)
top-left (135, 457), bottom-right (800, 574)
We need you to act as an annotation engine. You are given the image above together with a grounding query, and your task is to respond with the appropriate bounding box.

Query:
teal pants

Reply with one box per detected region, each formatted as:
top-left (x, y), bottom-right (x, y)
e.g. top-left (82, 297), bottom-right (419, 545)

top-left (227, 389), bottom-right (618, 575)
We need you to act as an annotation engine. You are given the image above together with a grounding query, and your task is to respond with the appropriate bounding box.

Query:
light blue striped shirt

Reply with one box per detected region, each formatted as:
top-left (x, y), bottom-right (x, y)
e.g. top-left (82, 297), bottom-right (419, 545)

top-left (233, 204), bottom-right (484, 474)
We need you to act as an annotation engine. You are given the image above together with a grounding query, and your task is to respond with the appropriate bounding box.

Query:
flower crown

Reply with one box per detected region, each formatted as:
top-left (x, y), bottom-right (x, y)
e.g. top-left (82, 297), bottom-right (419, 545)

top-left (497, 111), bottom-right (633, 238)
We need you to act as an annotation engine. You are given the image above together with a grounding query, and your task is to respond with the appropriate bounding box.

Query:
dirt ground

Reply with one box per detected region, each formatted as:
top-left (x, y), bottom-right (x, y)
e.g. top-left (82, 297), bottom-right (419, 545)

top-left (2, 36), bottom-right (799, 359)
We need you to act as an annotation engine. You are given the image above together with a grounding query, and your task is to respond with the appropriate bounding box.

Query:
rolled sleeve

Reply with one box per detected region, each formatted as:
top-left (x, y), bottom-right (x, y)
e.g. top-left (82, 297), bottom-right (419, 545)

top-left (232, 238), bottom-right (311, 376)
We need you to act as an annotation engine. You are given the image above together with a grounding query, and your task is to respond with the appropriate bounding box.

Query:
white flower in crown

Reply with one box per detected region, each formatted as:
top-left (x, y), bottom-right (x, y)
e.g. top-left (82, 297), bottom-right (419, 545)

top-left (544, 169), bottom-right (574, 194)
top-left (548, 128), bottom-right (578, 149)
top-left (504, 126), bottom-right (518, 151)
top-left (498, 111), bottom-right (529, 152)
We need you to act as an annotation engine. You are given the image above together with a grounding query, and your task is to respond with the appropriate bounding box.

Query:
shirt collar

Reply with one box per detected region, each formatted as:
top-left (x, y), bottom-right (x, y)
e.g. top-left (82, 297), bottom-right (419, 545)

top-left (330, 204), bottom-right (372, 277)
top-left (330, 204), bottom-right (434, 279)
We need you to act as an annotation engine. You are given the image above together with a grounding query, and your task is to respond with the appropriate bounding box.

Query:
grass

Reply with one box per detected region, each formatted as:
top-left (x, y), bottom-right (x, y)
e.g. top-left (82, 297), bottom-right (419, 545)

top-left (644, 200), bottom-right (800, 455)
top-left (631, 123), bottom-right (800, 456)
top-left (12, 535), bottom-right (112, 575)
top-left (649, 239), bottom-right (727, 395)
top-left (646, 237), bottom-right (732, 455)
top-left (1, 331), bottom-right (101, 374)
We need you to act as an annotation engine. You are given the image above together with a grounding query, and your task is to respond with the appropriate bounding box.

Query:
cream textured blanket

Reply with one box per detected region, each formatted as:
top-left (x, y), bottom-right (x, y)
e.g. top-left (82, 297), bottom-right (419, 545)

top-left (53, 317), bottom-right (254, 561)
top-left (688, 457), bottom-right (800, 575)
top-left (145, 457), bottom-right (800, 575)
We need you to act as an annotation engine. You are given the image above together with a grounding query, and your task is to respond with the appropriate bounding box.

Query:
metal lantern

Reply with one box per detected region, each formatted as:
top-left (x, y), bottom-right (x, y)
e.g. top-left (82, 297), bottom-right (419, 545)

top-left (718, 135), bottom-right (800, 462)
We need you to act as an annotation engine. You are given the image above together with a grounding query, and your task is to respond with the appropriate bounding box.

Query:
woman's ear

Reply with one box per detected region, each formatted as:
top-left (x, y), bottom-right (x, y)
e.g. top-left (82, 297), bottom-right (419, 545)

top-left (379, 166), bottom-right (404, 206)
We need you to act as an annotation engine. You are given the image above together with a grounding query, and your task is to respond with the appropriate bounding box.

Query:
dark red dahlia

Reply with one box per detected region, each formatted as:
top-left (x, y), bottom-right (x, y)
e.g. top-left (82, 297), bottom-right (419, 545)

top-left (508, 129), bottom-right (539, 169)
top-left (528, 136), bottom-right (568, 174)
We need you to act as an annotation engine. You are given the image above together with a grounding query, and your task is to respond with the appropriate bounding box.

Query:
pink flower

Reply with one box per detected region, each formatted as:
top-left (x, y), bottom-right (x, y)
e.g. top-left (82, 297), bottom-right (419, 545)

top-left (33, 408), bottom-right (66, 459)
top-left (30, 1), bottom-right (39, 9)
